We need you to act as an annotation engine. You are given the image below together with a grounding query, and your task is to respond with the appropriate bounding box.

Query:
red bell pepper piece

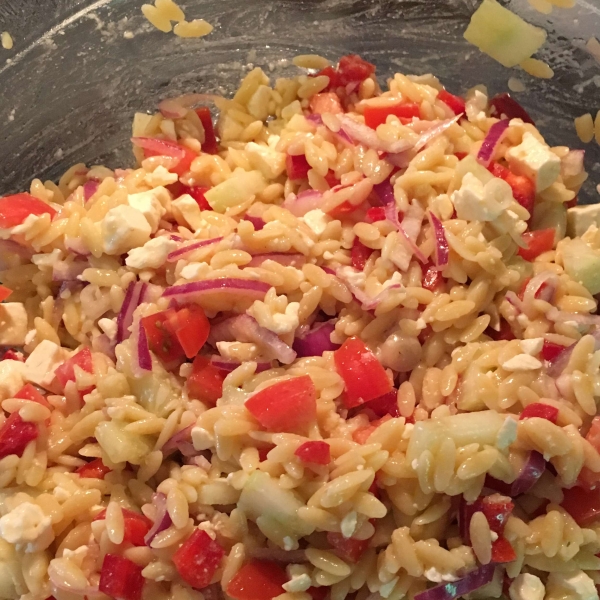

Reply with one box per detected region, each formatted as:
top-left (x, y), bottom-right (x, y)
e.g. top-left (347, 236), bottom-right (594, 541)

top-left (286, 154), bottom-right (311, 181)
top-left (183, 185), bottom-right (212, 210)
top-left (541, 340), bottom-right (566, 362)
top-left (481, 494), bottom-right (514, 535)
top-left (324, 171), bottom-right (339, 188)
top-left (488, 162), bottom-right (536, 216)
top-left (438, 90), bottom-right (466, 115)
top-left (307, 587), bottom-right (329, 600)
top-left (94, 508), bottom-right (152, 546)
top-left (561, 486), bottom-right (600, 526)
top-left (363, 103), bottom-right (420, 129)
top-left (365, 390), bottom-right (399, 418)
top-left (2, 349), bottom-right (24, 362)
top-left (334, 337), bottom-right (392, 408)
top-left (173, 529), bottom-right (225, 589)
top-left (0, 412), bottom-right (38, 459)
top-left (327, 531), bottom-right (370, 563)
top-left (365, 207), bottom-right (386, 223)
top-left (421, 264), bottom-right (444, 291)
top-left (54, 347), bottom-right (93, 390)
top-left (0, 193), bottom-right (57, 228)
top-left (518, 229), bottom-right (555, 262)
top-left (186, 355), bottom-right (227, 406)
top-left (135, 137), bottom-right (198, 177)
top-left (519, 403), bottom-right (559, 423)
top-left (491, 537), bottom-right (517, 563)
top-left (14, 383), bottom-right (51, 409)
top-left (336, 54), bottom-right (376, 87)
top-left (75, 458), bottom-right (111, 480)
top-left (226, 560), bottom-right (288, 600)
top-left (140, 310), bottom-right (186, 368)
top-left (487, 318), bottom-right (515, 342)
top-left (245, 375), bottom-right (317, 433)
top-left (167, 305), bottom-right (210, 359)
top-left (195, 107), bottom-right (219, 154)
top-left (309, 93), bottom-right (343, 116)
top-left (352, 415), bottom-right (392, 444)
top-left (0, 285), bottom-right (12, 302)
top-left (99, 554), bottom-right (145, 600)
top-left (351, 239), bottom-right (373, 270)
top-left (295, 441), bottom-right (331, 465)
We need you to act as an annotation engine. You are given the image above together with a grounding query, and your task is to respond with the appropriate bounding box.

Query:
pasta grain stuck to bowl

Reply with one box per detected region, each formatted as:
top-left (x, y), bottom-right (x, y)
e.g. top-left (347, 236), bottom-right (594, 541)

top-left (0, 52), bottom-right (598, 600)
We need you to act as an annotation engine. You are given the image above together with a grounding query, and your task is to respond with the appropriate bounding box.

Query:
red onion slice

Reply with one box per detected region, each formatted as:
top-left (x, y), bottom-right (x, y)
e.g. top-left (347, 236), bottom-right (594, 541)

top-left (116, 282), bottom-right (147, 343)
top-left (131, 137), bottom-right (186, 159)
top-left (243, 215), bottom-right (266, 231)
top-left (162, 278), bottom-right (270, 303)
top-left (52, 261), bottom-right (87, 282)
top-left (293, 320), bottom-right (340, 357)
top-left (137, 322), bottom-right (152, 372)
top-left (489, 93), bottom-right (534, 125)
top-left (83, 180), bottom-right (100, 202)
top-left (162, 425), bottom-right (197, 457)
top-left (144, 493), bottom-right (172, 545)
top-left (210, 355), bottom-right (271, 372)
top-left (477, 119), bottom-right (510, 167)
top-left (337, 115), bottom-right (414, 154)
top-left (414, 564), bottom-right (496, 600)
top-left (486, 451), bottom-right (545, 496)
top-left (283, 189), bottom-right (324, 217)
top-left (167, 237), bottom-right (223, 262)
top-left (428, 211), bottom-right (449, 269)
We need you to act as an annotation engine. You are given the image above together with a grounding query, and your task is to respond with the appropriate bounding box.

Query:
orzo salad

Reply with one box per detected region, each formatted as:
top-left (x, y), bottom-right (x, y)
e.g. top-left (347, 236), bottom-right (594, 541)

top-left (0, 53), bottom-right (599, 600)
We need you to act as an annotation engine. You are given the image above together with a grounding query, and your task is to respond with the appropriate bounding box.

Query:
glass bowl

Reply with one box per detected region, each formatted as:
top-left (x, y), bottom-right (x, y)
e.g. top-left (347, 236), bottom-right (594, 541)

top-left (0, 0), bottom-right (598, 200)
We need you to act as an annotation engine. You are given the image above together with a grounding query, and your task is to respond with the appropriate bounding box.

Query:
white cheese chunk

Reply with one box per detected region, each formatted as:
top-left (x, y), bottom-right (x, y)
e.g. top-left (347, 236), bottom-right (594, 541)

top-left (424, 567), bottom-right (459, 583)
top-left (98, 318), bottom-right (117, 340)
top-left (144, 165), bottom-right (178, 187)
top-left (0, 503), bottom-right (54, 553)
top-left (245, 142), bottom-right (286, 179)
top-left (0, 303), bottom-right (28, 346)
top-left (191, 426), bottom-right (215, 451)
top-left (282, 573), bottom-right (312, 593)
top-left (496, 416), bottom-right (518, 450)
top-left (452, 173), bottom-right (513, 222)
top-left (547, 571), bottom-right (598, 600)
top-left (501, 354), bottom-right (542, 371)
top-left (127, 187), bottom-right (170, 232)
top-left (505, 132), bottom-right (561, 192)
top-left (301, 209), bottom-right (329, 236)
top-left (102, 205), bottom-right (152, 255)
top-left (125, 236), bottom-right (178, 269)
top-left (509, 573), bottom-right (545, 600)
top-left (172, 194), bottom-right (206, 231)
top-left (520, 338), bottom-right (544, 355)
top-left (0, 360), bottom-right (25, 400)
top-left (24, 340), bottom-right (70, 388)
top-left (465, 87), bottom-right (488, 123)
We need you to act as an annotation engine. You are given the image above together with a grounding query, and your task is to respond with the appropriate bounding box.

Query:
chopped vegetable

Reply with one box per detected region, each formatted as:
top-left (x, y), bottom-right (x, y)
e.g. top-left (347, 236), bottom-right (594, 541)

top-left (491, 537), bottom-right (517, 563)
top-left (75, 458), bottom-right (111, 479)
top-left (140, 310), bottom-right (186, 368)
top-left (334, 337), bottom-right (392, 408)
top-left (365, 389), bottom-right (399, 418)
top-left (490, 93), bottom-right (534, 125)
top-left (0, 193), bottom-right (57, 228)
top-left (295, 440), bottom-right (331, 465)
top-left (0, 412), bottom-right (38, 459)
top-left (336, 54), bottom-right (376, 86)
top-left (173, 529), bottom-right (225, 589)
top-left (519, 403), bottom-right (559, 423)
top-left (144, 493), bottom-right (172, 545)
top-left (477, 119), bottom-right (510, 167)
top-left (517, 229), bottom-right (555, 261)
top-left (363, 102), bottom-right (420, 129)
top-left (186, 355), bottom-right (227, 405)
top-left (0, 285), bottom-right (12, 302)
top-left (132, 137), bottom-right (198, 176)
top-left (286, 154), bottom-right (312, 181)
top-left (365, 206), bottom-right (386, 223)
top-left (437, 90), bottom-right (466, 116)
top-left (204, 171), bottom-right (267, 212)
top-left (54, 347), bottom-right (93, 390)
top-left (99, 554), bottom-right (145, 600)
top-left (351, 239), bottom-right (373, 270)
top-left (327, 532), bottom-right (369, 563)
top-left (428, 212), bottom-right (449, 269)
top-left (14, 383), bottom-right (50, 409)
top-left (353, 414), bottom-right (392, 444)
top-left (309, 93), bottom-right (344, 115)
top-left (116, 281), bottom-right (147, 343)
top-left (94, 508), bottom-right (152, 546)
top-left (486, 451), bottom-right (545, 496)
top-left (422, 264), bottom-right (444, 291)
top-left (184, 185), bottom-right (212, 210)
top-left (245, 375), bottom-right (317, 433)
top-left (488, 162), bottom-right (535, 215)
top-left (561, 486), bottom-right (600, 526)
top-left (226, 560), bottom-right (288, 600)
top-left (167, 305), bottom-right (210, 359)
top-left (292, 320), bottom-right (340, 358)
top-left (561, 238), bottom-right (600, 296)
top-left (414, 564), bottom-right (496, 600)
top-left (162, 278), bottom-right (270, 305)
top-left (195, 107), bottom-right (219, 154)
top-left (95, 420), bottom-right (153, 465)
top-left (463, 0), bottom-right (547, 68)
top-left (541, 340), bottom-right (565, 362)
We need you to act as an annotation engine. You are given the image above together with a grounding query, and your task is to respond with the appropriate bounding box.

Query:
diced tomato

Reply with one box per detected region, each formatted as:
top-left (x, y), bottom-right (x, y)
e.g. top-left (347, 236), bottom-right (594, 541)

top-left (286, 154), bottom-right (311, 181)
top-left (195, 107), bottom-right (219, 154)
top-left (75, 458), bottom-right (111, 479)
top-left (0, 412), bottom-right (38, 459)
top-left (491, 537), bottom-right (517, 563)
top-left (353, 414), bottom-right (392, 444)
top-left (245, 375), bottom-right (317, 433)
top-left (309, 93), bottom-right (344, 116)
top-left (324, 170), bottom-right (339, 188)
top-left (454, 152), bottom-right (468, 160)
top-left (54, 347), bottom-right (93, 390)
top-left (295, 441), bottom-right (331, 465)
top-left (140, 310), bottom-right (185, 368)
top-left (173, 529), bottom-right (225, 589)
top-left (561, 486), bottom-right (600, 526)
top-left (336, 54), bottom-right (376, 87)
top-left (334, 337), bottom-right (392, 409)
top-left (489, 93), bottom-right (534, 125)
top-left (327, 532), bottom-right (370, 563)
top-left (94, 508), bottom-right (152, 546)
top-left (0, 285), bottom-right (12, 302)
top-left (421, 264), bottom-right (444, 291)
top-left (227, 560), bottom-right (288, 600)
top-left (566, 196), bottom-right (578, 209)
top-left (351, 239), bottom-right (373, 270)
top-left (99, 554), bottom-right (145, 600)
top-left (486, 318), bottom-right (515, 342)
top-left (307, 587), bottom-right (329, 600)
top-left (184, 185), bottom-right (212, 211)
top-left (365, 390), bottom-right (399, 418)
top-left (136, 137), bottom-right (198, 177)
top-left (437, 90), bottom-right (466, 115)
top-left (541, 340), bottom-right (565, 362)
top-left (316, 66), bottom-right (339, 89)
top-left (186, 355), bottom-right (226, 405)
top-left (327, 200), bottom-right (361, 219)
top-left (167, 305), bottom-right (210, 359)
top-left (519, 403), bottom-right (559, 424)
top-left (365, 207), bottom-right (386, 223)
top-left (2, 349), bottom-right (24, 361)
top-left (14, 383), bottom-right (51, 409)
top-left (481, 494), bottom-right (514, 535)
top-left (0, 193), bottom-right (57, 228)
top-left (257, 444), bottom-right (275, 462)
top-left (518, 229), bottom-right (555, 262)
top-left (488, 162), bottom-right (536, 216)
top-left (363, 103), bottom-right (420, 129)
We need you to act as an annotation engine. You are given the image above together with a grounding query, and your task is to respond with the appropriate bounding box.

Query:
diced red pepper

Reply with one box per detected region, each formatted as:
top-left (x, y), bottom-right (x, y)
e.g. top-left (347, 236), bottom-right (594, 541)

top-left (0, 285), bottom-right (12, 302)
top-left (257, 444), bottom-right (275, 462)
top-left (421, 264), bottom-right (444, 291)
top-left (2, 349), bottom-right (24, 362)
top-left (295, 441), bottom-right (331, 465)
top-left (489, 93), bottom-right (534, 125)
top-left (365, 390), bottom-right (399, 418)
top-left (561, 486), bottom-right (600, 526)
top-left (327, 531), bottom-right (370, 563)
top-left (195, 107), bottom-right (219, 154)
top-left (140, 310), bottom-right (186, 368)
top-left (491, 537), bottom-right (517, 563)
top-left (363, 103), bottom-right (420, 129)
top-left (173, 529), bottom-right (225, 589)
top-left (286, 154), bottom-right (311, 181)
top-left (437, 90), bottom-right (466, 115)
top-left (0, 412), bottom-right (38, 459)
top-left (307, 587), bottom-right (329, 600)
top-left (184, 185), bottom-right (212, 211)
top-left (167, 305), bottom-right (210, 359)
top-left (518, 229), bottom-right (555, 262)
top-left (324, 170), bottom-right (339, 188)
top-left (519, 403), bottom-right (559, 424)
top-left (245, 375), bottom-right (317, 433)
top-left (486, 318), bottom-right (515, 342)
top-left (488, 162), bottom-right (536, 216)
top-left (137, 137), bottom-right (198, 177)
top-left (517, 278), bottom-right (552, 302)
top-left (351, 239), bottom-right (373, 270)
top-left (336, 54), bottom-right (376, 87)
top-left (99, 554), bottom-right (145, 600)
top-left (454, 152), bottom-right (468, 160)
top-left (541, 340), bottom-right (565, 362)
top-left (186, 355), bottom-right (226, 406)
top-left (75, 458), bottom-right (111, 479)
top-left (365, 207), bottom-right (386, 223)
top-left (94, 508), bottom-right (152, 546)
top-left (566, 196), bottom-right (578, 209)
top-left (309, 93), bottom-right (344, 116)
top-left (334, 337), bottom-right (392, 409)
top-left (227, 560), bottom-right (288, 600)
top-left (481, 494), bottom-right (514, 535)
top-left (316, 66), bottom-right (339, 89)
top-left (352, 414), bottom-right (392, 444)
top-left (54, 347), bottom-right (93, 390)
top-left (15, 383), bottom-right (51, 409)
top-left (0, 193), bottom-right (57, 228)
top-left (327, 200), bottom-right (361, 219)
